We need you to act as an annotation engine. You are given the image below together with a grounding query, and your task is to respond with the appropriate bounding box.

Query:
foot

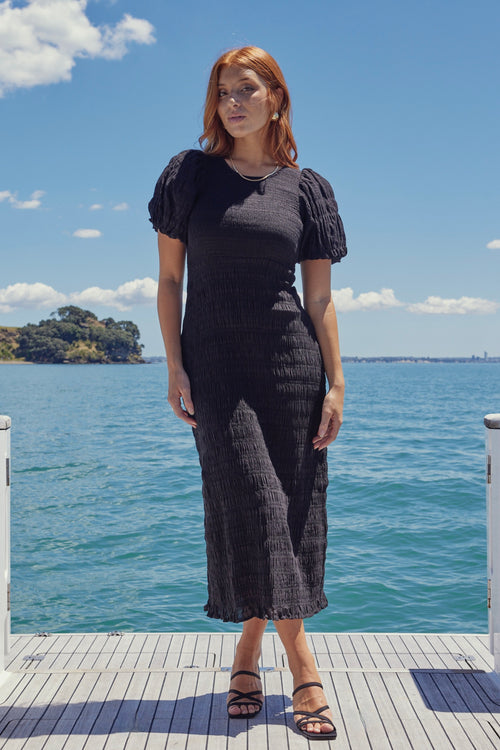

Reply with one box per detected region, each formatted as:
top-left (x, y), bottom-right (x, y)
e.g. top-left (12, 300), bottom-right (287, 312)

top-left (292, 682), bottom-right (336, 736)
top-left (227, 668), bottom-right (263, 717)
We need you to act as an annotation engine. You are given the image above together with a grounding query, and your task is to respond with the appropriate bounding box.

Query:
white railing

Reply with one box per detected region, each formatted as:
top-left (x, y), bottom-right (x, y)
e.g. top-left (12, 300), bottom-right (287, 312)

top-left (486, 413), bottom-right (500, 674)
top-left (0, 416), bottom-right (11, 673)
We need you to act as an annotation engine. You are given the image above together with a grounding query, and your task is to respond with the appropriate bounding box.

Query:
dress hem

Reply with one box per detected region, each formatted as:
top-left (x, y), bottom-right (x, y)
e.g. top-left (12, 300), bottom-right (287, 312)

top-left (203, 597), bottom-right (328, 623)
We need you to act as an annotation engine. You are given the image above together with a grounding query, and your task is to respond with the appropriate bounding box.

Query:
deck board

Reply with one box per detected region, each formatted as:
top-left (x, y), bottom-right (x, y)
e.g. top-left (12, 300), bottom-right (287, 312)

top-left (0, 632), bottom-right (498, 748)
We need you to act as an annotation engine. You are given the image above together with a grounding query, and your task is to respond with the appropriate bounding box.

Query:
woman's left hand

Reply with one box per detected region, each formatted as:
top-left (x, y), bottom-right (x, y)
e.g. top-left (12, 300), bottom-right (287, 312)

top-left (312, 384), bottom-right (344, 450)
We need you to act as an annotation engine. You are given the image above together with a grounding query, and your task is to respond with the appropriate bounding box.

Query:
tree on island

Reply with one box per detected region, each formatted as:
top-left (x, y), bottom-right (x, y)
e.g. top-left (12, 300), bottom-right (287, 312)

top-left (16, 306), bottom-right (143, 363)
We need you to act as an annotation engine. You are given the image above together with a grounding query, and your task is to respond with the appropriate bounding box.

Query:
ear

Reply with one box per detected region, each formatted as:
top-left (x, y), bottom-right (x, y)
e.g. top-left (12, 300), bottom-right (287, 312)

top-left (275, 86), bottom-right (284, 107)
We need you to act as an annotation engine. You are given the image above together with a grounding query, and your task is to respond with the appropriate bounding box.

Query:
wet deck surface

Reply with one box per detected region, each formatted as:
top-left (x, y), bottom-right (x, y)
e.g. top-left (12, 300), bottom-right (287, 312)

top-left (1, 631), bottom-right (499, 748)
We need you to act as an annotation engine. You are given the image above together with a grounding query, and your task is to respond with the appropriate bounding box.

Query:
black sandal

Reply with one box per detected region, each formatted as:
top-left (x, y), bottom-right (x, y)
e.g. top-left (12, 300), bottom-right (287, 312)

top-left (227, 669), bottom-right (263, 718)
top-left (292, 681), bottom-right (337, 741)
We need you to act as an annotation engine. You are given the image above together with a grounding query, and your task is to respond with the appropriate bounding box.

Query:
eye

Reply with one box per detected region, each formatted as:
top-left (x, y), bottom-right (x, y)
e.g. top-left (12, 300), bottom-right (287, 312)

top-left (218, 90), bottom-right (227, 98)
top-left (241, 86), bottom-right (254, 93)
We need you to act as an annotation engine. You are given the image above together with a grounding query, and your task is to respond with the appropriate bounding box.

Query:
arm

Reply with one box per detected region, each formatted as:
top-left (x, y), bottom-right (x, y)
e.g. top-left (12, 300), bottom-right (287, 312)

top-left (301, 259), bottom-right (344, 449)
top-left (157, 231), bottom-right (197, 427)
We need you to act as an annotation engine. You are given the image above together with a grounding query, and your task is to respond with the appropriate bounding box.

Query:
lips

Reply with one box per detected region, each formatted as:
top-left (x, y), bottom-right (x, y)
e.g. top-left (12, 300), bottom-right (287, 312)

top-left (228, 115), bottom-right (245, 123)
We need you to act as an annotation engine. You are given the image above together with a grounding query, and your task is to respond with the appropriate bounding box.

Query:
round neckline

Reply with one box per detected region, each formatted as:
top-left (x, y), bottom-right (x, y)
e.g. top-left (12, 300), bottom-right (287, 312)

top-left (220, 157), bottom-right (284, 181)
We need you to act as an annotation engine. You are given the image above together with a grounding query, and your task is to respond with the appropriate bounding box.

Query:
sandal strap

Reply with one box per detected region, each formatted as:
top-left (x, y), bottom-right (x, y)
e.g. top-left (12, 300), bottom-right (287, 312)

top-left (292, 681), bottom-right (323, 697)
top-left (230, 669), bottom-right (261, 680)
top-left (293, 707), bottom-right (334, 730)
top-left (227, 688), bottom-right (263, 709)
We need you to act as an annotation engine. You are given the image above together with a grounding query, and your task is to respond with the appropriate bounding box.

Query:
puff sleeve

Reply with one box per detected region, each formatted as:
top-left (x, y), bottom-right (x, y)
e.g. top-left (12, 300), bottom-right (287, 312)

top-left (298, 168), bottom-right (347, 263)
top-left (148, 149), bottom-right (205, 244)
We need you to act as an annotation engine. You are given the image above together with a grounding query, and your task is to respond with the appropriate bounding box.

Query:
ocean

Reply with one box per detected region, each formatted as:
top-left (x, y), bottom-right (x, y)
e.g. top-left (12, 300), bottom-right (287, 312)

top-left (1, 361), bottom-right (499, 634)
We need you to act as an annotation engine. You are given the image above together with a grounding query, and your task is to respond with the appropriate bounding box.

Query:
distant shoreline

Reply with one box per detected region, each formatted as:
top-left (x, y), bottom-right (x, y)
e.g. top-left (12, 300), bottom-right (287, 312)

top-left (142, 356), bottom-right (500, 365)
top-left (2, 356), bottom-right (499, 366)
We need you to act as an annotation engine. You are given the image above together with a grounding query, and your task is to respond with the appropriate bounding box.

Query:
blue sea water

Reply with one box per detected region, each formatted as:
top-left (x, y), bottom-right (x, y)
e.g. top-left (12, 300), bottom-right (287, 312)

top-left (1, 362), bottom-right (499, 634)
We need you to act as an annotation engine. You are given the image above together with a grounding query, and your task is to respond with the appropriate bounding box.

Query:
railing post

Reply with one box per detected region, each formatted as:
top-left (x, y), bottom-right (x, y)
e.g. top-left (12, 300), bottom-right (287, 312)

top-left (486, 413), bottom-right (500, 674)
top-left (0, 416), bottom-right (11, 672)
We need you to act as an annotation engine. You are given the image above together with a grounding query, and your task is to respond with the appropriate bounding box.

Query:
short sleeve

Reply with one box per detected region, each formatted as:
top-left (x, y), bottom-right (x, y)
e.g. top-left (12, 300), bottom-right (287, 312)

top-left (148, 149), bottom-right (205, 243)
top-left (298, 168), bottom-right (347, 263)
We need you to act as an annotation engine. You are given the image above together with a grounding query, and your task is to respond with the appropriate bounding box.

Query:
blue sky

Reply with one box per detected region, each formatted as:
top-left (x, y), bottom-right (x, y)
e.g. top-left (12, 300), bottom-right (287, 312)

top-left (1, 0), bottom-right (499, 357)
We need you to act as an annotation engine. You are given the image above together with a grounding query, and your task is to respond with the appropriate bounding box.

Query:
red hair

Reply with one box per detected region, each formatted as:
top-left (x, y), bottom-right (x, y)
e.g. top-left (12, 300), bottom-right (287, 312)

top-left (199, 46), bottom-right (298, 169)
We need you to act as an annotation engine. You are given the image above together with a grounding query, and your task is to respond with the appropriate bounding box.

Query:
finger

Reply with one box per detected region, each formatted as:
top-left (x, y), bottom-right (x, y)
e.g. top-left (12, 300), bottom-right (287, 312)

top-left (177, 409), bottom-right (197, 427)
top-left (313, 417), bottom-right (341, 449)
top-left (315, 409), bottom-right (332, 440)
top-left (168, 396), bottom-right (197, 427)
top-left (180, 388), bottom-right (195, 416)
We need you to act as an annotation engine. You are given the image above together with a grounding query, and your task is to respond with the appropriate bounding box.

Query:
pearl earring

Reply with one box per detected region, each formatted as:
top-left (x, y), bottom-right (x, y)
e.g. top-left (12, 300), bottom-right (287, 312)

top-left (271, 112), bottom-right (279, 121)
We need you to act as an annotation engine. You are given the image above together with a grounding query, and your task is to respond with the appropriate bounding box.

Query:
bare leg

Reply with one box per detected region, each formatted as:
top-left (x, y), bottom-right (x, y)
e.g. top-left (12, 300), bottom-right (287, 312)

top-left (273, 619), bottom-right (335, 735)
top-left (227, 617), bottom-right (268, 716)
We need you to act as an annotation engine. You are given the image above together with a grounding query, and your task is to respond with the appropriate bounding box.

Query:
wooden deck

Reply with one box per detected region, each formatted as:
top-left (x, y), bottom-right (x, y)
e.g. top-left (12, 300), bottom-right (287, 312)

top-left (0, 631), bottom-right (499, 748)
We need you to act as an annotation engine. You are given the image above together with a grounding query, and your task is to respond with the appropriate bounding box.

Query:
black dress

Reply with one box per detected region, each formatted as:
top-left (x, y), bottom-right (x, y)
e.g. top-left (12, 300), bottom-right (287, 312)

top-left (149, 150), bottom-right (347, 622)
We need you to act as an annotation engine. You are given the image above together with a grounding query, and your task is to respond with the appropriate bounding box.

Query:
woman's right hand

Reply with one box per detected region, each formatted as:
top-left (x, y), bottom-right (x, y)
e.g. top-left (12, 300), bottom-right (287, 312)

top-left (167, 367), bottom-right (197, 427)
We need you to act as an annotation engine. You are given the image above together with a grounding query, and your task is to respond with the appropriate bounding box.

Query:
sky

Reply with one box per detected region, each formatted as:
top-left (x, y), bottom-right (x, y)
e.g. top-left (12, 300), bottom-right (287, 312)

top-left (0, 0), bottom-right (499, 358)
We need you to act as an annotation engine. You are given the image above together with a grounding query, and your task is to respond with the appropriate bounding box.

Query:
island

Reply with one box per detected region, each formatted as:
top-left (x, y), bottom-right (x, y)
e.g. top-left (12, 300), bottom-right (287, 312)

top-left (0, 305), bottom-right (143, 364)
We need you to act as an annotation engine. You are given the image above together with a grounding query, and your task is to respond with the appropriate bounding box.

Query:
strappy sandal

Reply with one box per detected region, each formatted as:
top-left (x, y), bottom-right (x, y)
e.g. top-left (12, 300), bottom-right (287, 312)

top-left (227, 669), bottom-right (263, 718)
top-left (292, 681), bottom-right (337, 741)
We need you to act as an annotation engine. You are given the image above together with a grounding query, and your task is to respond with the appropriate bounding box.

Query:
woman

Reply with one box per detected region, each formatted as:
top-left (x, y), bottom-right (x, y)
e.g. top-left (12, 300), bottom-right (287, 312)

top-left (149, 46), bottom-right (347, 740)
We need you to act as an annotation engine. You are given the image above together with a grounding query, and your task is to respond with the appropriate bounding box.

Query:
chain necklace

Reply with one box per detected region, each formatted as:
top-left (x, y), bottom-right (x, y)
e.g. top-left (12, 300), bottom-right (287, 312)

top-left (229, 157), bottom-right (280, 182)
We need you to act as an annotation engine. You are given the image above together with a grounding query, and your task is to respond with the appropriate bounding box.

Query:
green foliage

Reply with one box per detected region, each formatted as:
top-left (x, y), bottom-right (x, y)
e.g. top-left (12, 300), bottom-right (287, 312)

top-left (15, 307), bottom-right (143, 364)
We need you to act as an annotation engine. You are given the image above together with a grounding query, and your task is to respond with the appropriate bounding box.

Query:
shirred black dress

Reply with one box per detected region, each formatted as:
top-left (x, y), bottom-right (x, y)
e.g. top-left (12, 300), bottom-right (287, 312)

top-left (149, 150), bottom-right (347, 622)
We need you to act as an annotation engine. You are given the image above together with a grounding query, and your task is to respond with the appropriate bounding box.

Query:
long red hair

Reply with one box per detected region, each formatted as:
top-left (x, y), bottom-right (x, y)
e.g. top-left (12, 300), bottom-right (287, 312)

top-left (199, 46), bottom-right (298, 168)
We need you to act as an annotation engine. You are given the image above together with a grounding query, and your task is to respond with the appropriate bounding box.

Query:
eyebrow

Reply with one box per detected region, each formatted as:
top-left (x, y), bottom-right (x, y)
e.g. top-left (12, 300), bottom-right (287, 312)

top-left (217, 77), bottom-right (253, 87)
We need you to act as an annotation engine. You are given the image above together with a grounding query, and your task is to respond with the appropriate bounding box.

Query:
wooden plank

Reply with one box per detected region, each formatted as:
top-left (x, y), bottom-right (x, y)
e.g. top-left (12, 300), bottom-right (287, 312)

top-left (396, 670), bottom-right (455, 749)
top-left (39, 672), bottom-right (100, 750)
top-left (320, 674), bottom-right (352, 750)
top-left (63, 634), bottom-right (101, 671)
top-left (379, 672), bottom-right (432, 749)
top-left (446, 634), bottom-right (494, 672)
top-left (347, 672), bottom-right (392, 749)
top-left (411, 671), bottom-right (474, 749)
top-left (205, 670), bottom-right (229, 750)
top-left (320, 671), bottom-right (354, 750)
top-left (122, 671), bottom-right (165, 750)
top-left (82, 672), bottom-right (133, 750)
top-left (264, 670), bottom-right (288, 749)
top-left (441, 673), bottom-right (499, 749)
top-left (322, 634), bottom-right (347, 669)
top-left (362, 635), bottom-right (391, 669)
top-left (132, 635), bottom-right (161, 671)
top-left (147, 671), bottom-right (182, 747)
top-left (185, 670), bottom-right (215, 749)
top-left (103, 671), bottom-right (150, 750)
top-left (259, 633), bottom-right (276, 669)
top-left (167, 670), bottom-right (200, 747)
top-left (207, 634), bottom-right (223, 669)
top-left (220, 634), bottom-right (237, 670)
top-left (58, 672), bottom-right (116, 750)
top-left (364, 671), bottom-right (411, 748)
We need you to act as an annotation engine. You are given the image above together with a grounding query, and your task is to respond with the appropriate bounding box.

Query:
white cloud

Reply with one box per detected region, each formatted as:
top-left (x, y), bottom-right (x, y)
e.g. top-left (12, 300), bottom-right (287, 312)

top-left (0, 282), bottom-right (66, 313)
top-left (70, 278), bottom-right (157, 311)
top-left (0, 189), bottom-right (44, 209)
top-left (0, 0), bottom-right (155, 97)
top-left (407, 295), bottom-right (499, 315)
top-left (73, 228), bottom-right (102, 238)
top-left (333, 287), bottom-right (403, 312)
top-left (487, 239), bottom-right (500, 250)
top-left (0, 277), bottom-right (158, 313)
top-left (89, 203), bottom-right (102, 211)
top-left (112, 202), bottom-right (129, 211)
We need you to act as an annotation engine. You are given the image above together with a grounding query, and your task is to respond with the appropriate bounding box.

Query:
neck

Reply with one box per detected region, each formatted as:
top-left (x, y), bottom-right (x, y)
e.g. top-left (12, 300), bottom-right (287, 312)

top-left (230, 132), bottom-right (274, 171)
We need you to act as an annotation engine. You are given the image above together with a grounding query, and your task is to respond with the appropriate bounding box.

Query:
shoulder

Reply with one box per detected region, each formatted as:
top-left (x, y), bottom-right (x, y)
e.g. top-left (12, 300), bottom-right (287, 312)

top-left (158, 149), bottom-right (208, 182)
top-left (299, 168), bottom-right (337, 201)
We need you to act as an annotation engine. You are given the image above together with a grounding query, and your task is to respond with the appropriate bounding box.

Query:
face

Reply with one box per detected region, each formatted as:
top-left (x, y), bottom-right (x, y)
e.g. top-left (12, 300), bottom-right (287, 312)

top-left (217, 66), bottom-right (273, 140)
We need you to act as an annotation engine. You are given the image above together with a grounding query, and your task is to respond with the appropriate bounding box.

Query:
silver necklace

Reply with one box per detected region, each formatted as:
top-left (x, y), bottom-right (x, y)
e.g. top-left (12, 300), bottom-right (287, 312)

top-left (229, 158), bottom-right (280, 182)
